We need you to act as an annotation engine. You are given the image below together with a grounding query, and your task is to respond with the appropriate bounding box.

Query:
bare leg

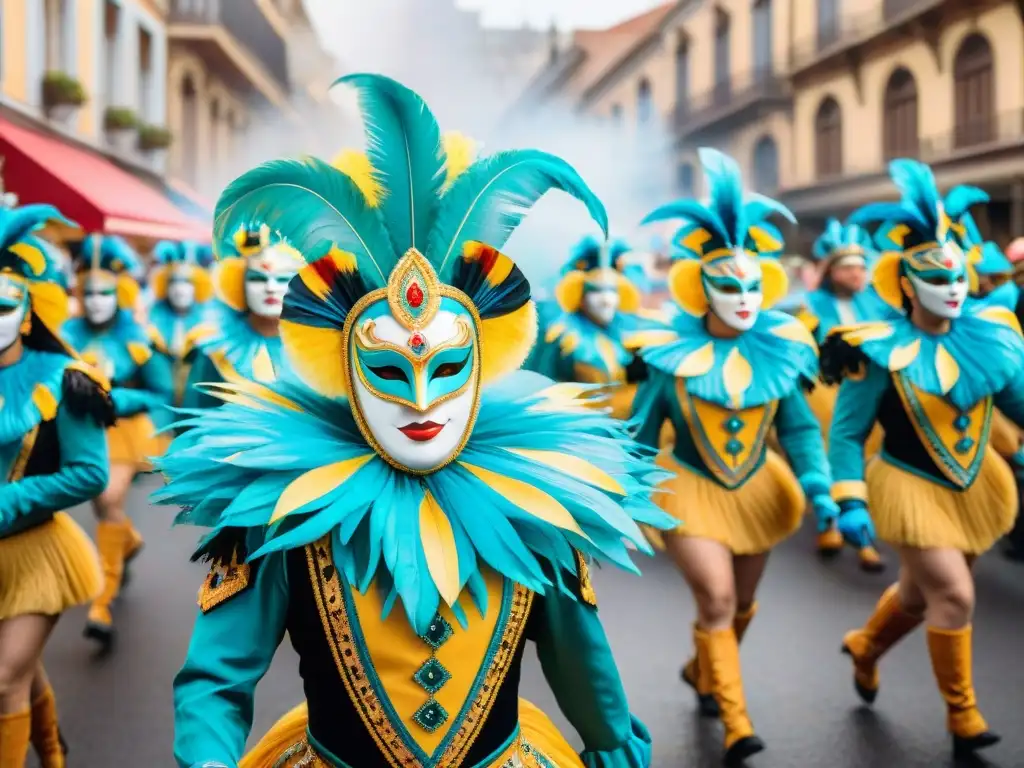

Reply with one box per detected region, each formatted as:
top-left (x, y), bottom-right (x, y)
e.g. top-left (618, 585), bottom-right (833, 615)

top-left (732, 552), bottom-right (769, 619)
top-left (0, 615), bottom-right (57, 714)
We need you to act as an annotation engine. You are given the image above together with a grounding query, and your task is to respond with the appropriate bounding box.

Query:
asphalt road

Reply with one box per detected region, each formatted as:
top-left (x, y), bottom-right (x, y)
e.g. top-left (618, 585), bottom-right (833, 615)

top-left (31, 476), bottom-right (1024, 768)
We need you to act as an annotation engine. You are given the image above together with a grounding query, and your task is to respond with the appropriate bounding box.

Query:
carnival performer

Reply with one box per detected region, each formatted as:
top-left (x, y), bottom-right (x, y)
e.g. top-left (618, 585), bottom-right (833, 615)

top-left (630, 149), bottom-right (838, 764)
top-left (825, 159), bottom-right (1024, 758)
top-left (0, 206), bottom-right (113, 767)
top-left (156, 73), bottom-right (672, 768)
top-left (180, 225), bottom-right (302, 410)
top-left (61, 235), bottom-right (173, 649)
top-left (529, 236), bottom-right (670, 420)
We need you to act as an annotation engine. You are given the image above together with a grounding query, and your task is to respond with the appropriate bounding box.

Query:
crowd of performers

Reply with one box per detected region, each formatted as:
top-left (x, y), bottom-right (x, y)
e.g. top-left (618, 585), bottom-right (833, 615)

top-left (2, 73), bottom-right (1024, 768)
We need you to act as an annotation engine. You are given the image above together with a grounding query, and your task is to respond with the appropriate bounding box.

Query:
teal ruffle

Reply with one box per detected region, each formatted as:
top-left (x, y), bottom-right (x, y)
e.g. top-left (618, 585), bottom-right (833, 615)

top-left (580, 716), bottom-right (652, 768)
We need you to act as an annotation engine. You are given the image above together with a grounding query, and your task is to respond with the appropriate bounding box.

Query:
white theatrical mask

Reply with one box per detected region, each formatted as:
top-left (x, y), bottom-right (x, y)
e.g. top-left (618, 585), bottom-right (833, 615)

top-left (907, 272), bottom-right (968, 319)
top-left (582, 278), bottom-right (620, 327)
top-left (350, 309), bottom-right (478, 472)
top-left (83, 279), bottom-right (119, 326)
top-left (0, 300), bottom-right (26, 351)
top-left (167, 271), bottom-right (196, 312)
top-left (244, 245), bottom-right (299, 318)
top-left (704, 250), bottom-right (764, 332)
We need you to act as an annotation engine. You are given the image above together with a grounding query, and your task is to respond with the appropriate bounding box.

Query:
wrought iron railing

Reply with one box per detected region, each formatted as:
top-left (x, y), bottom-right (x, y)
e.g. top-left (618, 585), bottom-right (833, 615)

top-left (672, 67), bottom-right (787, 132)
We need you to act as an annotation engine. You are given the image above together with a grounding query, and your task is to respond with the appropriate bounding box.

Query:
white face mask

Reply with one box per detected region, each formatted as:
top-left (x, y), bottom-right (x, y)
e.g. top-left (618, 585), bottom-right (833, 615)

top-left (704, 250), bottom-right (764, 332)
top-left (167, 276), bottom-right (196, 311)
top-left (908, 272), bottom-right (968, 319)
top-left (350, 307), bottom-right (478, 472)
top-left (83, 276), bottom-right (119, 326)
top-left (244, 246), bottom-right (300, 318)
top-left (582, 280), bottom-right (620, 327)
top-left (0, 299), bottom-right (26, 352)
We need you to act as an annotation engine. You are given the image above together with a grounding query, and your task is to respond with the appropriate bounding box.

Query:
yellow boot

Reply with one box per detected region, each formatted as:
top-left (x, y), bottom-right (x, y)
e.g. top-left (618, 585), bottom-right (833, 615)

top-left (842, 584), bottom-right (922, 703)
top-left (30, 687), bottom-right (66, 768)
top-left (120, 520), bottom-right (145, 589)
top-left (927, 626), bottom-right (1000, 756)
top-left (682, 604), bottom-right (758, 718)
top-left (85, 520), bottom-right (128, 649)
top-left (695, 626), bottom-right (764, 765)
top-left (0, 708), bottom-right (31, 767)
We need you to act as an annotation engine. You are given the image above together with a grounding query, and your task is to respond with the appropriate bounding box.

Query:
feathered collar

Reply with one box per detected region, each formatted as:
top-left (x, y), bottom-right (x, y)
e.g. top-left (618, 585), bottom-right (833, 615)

top-left (0, 348), bottom-right (72, 445)
top-left (61, 311), bottom-right (149, 385)
top-left (972, 281), bottom-right (1020, 314)
top-left (807, 286), bottom-right (893, 330)
top-left (838, 307), bottom-right (1024, 409)
top-left (190, 301), bottom-right (282, 382)
top-left (544, 309), bottom-right (669, 368)
top-left (154, 371), bottom-right (672, 635)
top-left (640, 309), bottom-right (819, 408)
top-left (149, 300), bottom-right (207, 350)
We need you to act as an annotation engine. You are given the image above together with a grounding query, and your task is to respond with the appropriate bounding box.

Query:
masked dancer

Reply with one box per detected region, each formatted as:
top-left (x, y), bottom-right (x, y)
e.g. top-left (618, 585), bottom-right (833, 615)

top-left (62, 235), bottom-right (173, 649)
top-left (824, 159), bottom-right (1024, 758)
top-left (156, 73), bottom-right (672, 768)
top-left (631, 149), bottom-right (837, 764)
top-left (0, 206), bottom-right (113, 767)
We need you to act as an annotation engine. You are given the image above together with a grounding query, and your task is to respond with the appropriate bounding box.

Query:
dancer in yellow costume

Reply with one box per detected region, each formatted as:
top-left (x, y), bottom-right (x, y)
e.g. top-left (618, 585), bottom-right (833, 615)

top-left (631, 149), bottom-right (837, 764)
top-left (156, 74), bottom-right (673, 768)
top-left (825, 160), bottom-right (1024, 758)
top-left (0, 205), bottom-right (112, 767)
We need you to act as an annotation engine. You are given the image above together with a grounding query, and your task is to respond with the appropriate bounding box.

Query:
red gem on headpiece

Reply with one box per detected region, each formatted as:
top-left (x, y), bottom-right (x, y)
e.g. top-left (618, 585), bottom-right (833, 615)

top-left (407, 281), bottom-right (424, 308)
top-left (410, 332), bottom-right (425, 348)
top-left (944, 258), bottom-right (953, 268)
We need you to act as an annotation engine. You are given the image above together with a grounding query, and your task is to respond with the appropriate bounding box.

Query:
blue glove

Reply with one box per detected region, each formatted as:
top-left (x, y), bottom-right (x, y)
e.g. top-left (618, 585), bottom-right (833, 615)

top-left (811, 494), bottom-right (839, 533)
top-left (837, 499), bottom-right (875, 549)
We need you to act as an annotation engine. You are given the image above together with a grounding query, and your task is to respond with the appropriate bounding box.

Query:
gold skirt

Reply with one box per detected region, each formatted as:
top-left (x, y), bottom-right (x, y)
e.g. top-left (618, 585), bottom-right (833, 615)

top-left (652, 449), bottom-right (805, 555)
top-left (806, 382), bottom-right (884, 455)
top-left (0, 513), bottom-right (102, 620)
top-left (867, 450), bottom-right (1018, 554)
top-left (107, 412), bottom-right (171, 471)
top-left (240, 699), bottom-right (583, 768)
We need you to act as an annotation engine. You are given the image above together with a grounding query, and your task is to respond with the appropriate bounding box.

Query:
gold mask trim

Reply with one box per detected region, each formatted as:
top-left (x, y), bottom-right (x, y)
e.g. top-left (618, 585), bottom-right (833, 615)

top-left (387, 248), bottom-right (442, 331)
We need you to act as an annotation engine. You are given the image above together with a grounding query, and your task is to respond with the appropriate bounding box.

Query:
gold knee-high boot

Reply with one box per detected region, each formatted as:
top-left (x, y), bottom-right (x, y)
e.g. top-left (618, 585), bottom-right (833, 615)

top-left (842, 584), bottom-right (922, 702)
top-left (927, 626), bottom-right (1000, 756)
top-left (0, 708), bottom-right (32, 767)
top-left (85, 520), bottom-right (128, 646)
top-left (30, 686), bottom-right (65, 768)
top-left (695, 627), bottom-right (764, 764)
top-left (683, 603), bottom-right (758, 717)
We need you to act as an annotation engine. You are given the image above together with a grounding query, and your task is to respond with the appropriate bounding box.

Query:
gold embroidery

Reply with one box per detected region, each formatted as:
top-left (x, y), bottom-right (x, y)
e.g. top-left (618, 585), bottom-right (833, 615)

top-left (7, 425), bottom-right (40, 482)
top-left (573, 549), bottom-right (597, 607)
top-left (305, 536), bottom-right (535, 768)
top-left (197, 556), bottom-right (252, 613)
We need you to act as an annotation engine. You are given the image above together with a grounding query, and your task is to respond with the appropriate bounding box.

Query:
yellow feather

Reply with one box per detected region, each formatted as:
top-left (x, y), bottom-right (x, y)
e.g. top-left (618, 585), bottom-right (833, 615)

top-left (419, 491), bottom-right (461, 606)
top-left (507, 448), bottom-right (625, 495)
top-left (668, 260), bottom-right (709, 316)
top-left (977, 306), bottom-right (1024, 336)
top-left (480, 302), bottom-right (537, 384)
top-left (208, 379), bottom-right (301, 412)
top-left (676, 341), bottom-right (715, 377)
top-left (842, 322), bottom-right (895, 346)
top-left (251, 344), bottom-right (276, 382)
top-left (442, 131), bottom-right (477, 186)
top-left (620, 329), bottom-right (678, 350)
top-left (460, 462), bottom-right (589, 539)
top-left (769, 318), bottom-right (817, 348)
top-left (212, 259), bottom-right (247, 312)
top-left (555, 271), bottom-right (584, 313)
top-left (935, 343), bottom-right (960, 394)
top-left (887, 339), bottom-right (920, 371)
top-left (9, 242), bottom-right (47, 276)
top-left (271, 454), bottom-right (375, 523)
top-left (279, 320), bottom-right (348, 399)
top-left (722, 347), bottom-right (753, 408)
top-left (544, 322), bottom-right (566, 344)
top-left (535, 382), bottom-right (589, 403)
top-left (127, 341), bottom-right (152, 366)
top-left (32, 384), bottom-right (58, 420)
top-left (332, 149), bottom-right (382, 207)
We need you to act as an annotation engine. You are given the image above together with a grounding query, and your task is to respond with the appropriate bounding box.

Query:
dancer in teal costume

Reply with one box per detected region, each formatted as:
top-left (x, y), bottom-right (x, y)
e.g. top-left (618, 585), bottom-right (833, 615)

top-left (155, 74), bottom-right (672, 768)
top-left (147, 241), bottom-right (214, 360)
top-left (61, 234), bottom-right (173, 648)
top-left (0, 205), bottom-right (113, 767)
top-left (824, 159), bottom-right (1024, 758)
top-left (630, 149), bottom-right (837, 764)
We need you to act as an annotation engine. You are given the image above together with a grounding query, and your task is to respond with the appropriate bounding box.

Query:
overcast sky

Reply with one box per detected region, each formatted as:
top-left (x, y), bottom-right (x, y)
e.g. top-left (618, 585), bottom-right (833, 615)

top-left (455, 0), bottom-right (666, 29)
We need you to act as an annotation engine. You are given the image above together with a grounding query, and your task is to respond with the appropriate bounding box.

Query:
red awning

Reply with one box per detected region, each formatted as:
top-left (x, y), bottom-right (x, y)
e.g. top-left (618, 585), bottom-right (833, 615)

top-left (0, 117), bottom-right (209, 242)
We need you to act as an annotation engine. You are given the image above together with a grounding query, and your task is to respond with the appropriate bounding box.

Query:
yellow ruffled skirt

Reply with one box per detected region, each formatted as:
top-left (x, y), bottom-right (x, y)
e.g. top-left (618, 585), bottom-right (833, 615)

top-left (0, 513), bottom-right (102, 620)
top-left (107, 413), bottom-right (170, 471)
top-left (652, 449), bottom-right (805, 555)
top-left (806, 382), bottom-right (884, 455)
top-left (240, 699), bottom-right (583, 768)
top-left (867, 450), bottom-right (1018, 554)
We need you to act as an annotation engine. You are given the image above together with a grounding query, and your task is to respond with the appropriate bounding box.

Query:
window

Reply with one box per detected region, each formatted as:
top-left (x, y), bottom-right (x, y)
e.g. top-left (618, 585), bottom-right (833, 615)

top-left (953, 34), bottom-right (995, 149)
top-left (752, 135), bottom-right (779, 193)
top-left (752, 0), bottom-right (773, 81)
top-left (181, 76), bottom-right (199, 186)
top-left (103, 1), bottom-right (120, 108)
top-left (817, 0), bottom-right (839, 51)
top-left (44, 0), bottom-right (70, 71)
top-left (637, 78), bottom-right (653, 124)
top-left (714, 8), bottom-right (731, 103)
top-left (677, 162), bottom-right (695, 196)
top-left (814, 96), bottom-right (842, 177)
top-left (675, 38), bottom-right (690, 113)
top-left (882, 67), bottom-right (918, 160)
top-left (138, 27), bottom-right (153, 121)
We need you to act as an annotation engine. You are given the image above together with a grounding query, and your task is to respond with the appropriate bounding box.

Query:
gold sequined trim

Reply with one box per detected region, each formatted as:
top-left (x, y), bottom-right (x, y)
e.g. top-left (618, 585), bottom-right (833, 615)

top-left (197, 555), bottom-right (252, 613)
top-left (573, 549), bottom-right (597, 608)
top-left (7, 424), bottom-right (39, 482)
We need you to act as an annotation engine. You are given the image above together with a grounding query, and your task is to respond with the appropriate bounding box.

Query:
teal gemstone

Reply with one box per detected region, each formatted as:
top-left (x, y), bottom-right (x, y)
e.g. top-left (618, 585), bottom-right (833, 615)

top-left (723, 416), bottom-right (745, 434)
top-left (412, 700), bottom-right (449, 732)
top-left (420, 614), bottom-right (454, 650)
top-left (954, 437), bottom-right (975, 454)
top-left (953, 414), bottom-right (971, 431)
top-left (413, 658), bottom-right (451, 695)
top-left (725, 439), bottom-right (744, 456)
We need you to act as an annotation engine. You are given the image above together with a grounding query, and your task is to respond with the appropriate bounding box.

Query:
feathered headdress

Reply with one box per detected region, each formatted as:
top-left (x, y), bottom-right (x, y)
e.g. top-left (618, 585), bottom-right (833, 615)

top-left (641, 148), bottom-right (794, 316)
top-left (76, 234), bottom-right (143, 310)
top-left (973, 241), bottom-right (1012, 277)
top-left (811, 217), bottom-right (875, 264)
top-left (208, 220), bottom-right (304, 313)
top-left (849, 159), bottom-right (987, 310)
top-left (554, 235), bottom-right (640, 313)
top-left (150, 240), bottom-right (214, 303)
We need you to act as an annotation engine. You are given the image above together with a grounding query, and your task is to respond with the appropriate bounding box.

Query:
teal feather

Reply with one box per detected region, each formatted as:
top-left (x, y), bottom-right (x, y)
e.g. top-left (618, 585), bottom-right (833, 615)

top-left (77, 235), bottom-right (142, 275)
top-left (336, 74), bottom-right (446, 255)
top-left (213, 157), bottom-right (396, 286)
top-left (427, 149), bottom-right (609, 281)
top-left (643, 200), bottom-right (725, 244)
top-left (743, 193), bottom-right (796, 226)
top-left (0, 206), bottom-right (75, 272)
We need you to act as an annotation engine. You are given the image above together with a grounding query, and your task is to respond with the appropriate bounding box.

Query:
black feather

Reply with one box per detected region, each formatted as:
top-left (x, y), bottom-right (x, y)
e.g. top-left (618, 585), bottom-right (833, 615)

top-left (819, 332), bottom-right (868, 386)
top-left (23, 313), bottom-right (69, 355)
top-left (61, 368), bottom-right (115, 427)
top-left (625, 354), bottom-right (648, 384)
top-left (190, 527), bottom-right (250, 567)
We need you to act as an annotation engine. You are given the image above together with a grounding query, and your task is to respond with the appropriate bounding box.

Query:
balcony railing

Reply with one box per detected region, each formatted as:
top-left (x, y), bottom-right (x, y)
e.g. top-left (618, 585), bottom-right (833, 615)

top-left (170, 0), bottom-right (289, 92)
top-left (673, 68), bottom-right (788, 136)
top-left (918, 109), bottom-right (1024, 161)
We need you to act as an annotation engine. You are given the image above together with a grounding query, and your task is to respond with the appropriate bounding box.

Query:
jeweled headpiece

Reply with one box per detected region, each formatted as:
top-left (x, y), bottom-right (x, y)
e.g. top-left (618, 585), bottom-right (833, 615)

top-left (211, 73), bottom-right (607, 473)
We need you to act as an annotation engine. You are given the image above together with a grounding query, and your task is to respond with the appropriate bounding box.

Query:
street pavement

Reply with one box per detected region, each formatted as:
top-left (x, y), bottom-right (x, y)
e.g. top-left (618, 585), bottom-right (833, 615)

top-left (31, 476), bottom-right (1024, 768)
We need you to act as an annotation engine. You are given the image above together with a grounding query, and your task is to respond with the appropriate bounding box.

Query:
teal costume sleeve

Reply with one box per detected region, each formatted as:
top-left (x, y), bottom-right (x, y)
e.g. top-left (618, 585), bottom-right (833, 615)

top-left (173, 552), bottom-right (288, 768)
top-left (0, 402), bottom-right (109, 525)
top-left (533, 589), bottom-right (652, 767)
top-left (181, 352), bottom-right (223, 411)
top-left (629, 373), bottom-right (670, 450)
top-left (111, 354), bottom-right (175, 417)
top-left (994, 385), bottom-right (1024, 429)
top-left (828, 363), bottom-right (889, 494)
top-left (774, 390), bottom-right (833, 501)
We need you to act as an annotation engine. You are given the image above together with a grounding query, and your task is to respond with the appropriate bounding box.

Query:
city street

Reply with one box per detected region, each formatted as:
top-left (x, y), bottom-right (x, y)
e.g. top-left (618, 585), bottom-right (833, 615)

top-left (34, 476), bottom-right (1024, 768)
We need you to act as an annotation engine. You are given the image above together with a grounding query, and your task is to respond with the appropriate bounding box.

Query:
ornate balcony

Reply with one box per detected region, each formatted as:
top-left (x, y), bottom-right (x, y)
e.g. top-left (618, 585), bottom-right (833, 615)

top-left (672, 68), bottom-right (790, 142)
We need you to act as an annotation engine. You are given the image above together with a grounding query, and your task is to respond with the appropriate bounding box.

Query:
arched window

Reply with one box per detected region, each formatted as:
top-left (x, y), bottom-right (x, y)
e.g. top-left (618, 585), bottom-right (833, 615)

top-left (181, 75), bottom-right (199, 186)
top-left (675, 38), bottom-right (690, 113)
top-left (817, 0), bottom-right (839, 50)
top-left (814, 96), bottom-right (842, 178)
top-left (637, 78), bottom-right (653, 124)
top-left (752, 135), bottom-right (779, 193)
top-left (882, 67), bottom-right (918, 160)
top-left (714, 9), bottom-right (731, 104)
top-left (752, 0), bottom-right (773, 80)
top-left (678, 162), bottom-right (695, 196)
top-left (954, 33), bottom-right (994, 149)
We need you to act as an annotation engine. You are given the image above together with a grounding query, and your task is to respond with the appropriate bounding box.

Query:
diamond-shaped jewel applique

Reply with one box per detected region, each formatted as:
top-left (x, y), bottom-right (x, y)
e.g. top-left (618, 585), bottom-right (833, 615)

top-left (412, 699), bottom-right (449, 732)
top-left (421, 614), bottom-right (454, 649)
top-left (722, 416), bottom-right (744, 434)
top-left (954, 437), bottom-right (975, 454)
top-left (725, 439), bottom-right (744, 456)
top-left (953, 414), bottom-right (971, 431)
top-left (413, 658), bottom-right (451, 695)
